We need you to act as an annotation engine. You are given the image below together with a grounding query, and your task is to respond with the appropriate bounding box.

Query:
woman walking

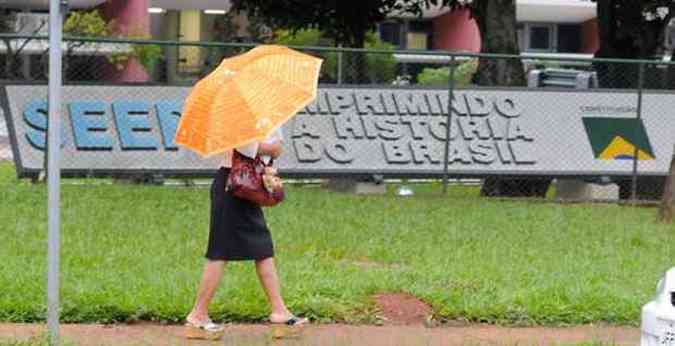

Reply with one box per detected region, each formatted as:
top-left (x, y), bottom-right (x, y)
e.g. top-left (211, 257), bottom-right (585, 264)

top-left (185, 129), bottom-right (306, 339)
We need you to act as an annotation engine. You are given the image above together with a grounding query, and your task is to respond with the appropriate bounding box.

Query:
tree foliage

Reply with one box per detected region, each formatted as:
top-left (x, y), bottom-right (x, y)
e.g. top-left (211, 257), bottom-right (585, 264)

top-left (275, 28), bottom-right (398, 84)
top-left (592, 0), bottom-right (675, 88)
top-left (231, 0), bottom-right (421, 48)
top-left (234, 0), bottom-right (542, 196)
top-left (232, 0), bottom-right (522, 85)
top-left (416, 59), bottom-right (478, 86)
top-left (593, 0), bottom-right (675, 59)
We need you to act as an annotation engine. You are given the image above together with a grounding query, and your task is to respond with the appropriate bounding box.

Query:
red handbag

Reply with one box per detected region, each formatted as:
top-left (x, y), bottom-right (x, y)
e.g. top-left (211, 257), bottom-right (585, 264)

top-left (226, 150), bottom-right (285, 207)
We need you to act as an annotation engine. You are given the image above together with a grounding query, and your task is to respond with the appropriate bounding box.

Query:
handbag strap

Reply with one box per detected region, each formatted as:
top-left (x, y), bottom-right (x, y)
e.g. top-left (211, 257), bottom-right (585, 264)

top-left (233, 148), bottom-right (274, 167)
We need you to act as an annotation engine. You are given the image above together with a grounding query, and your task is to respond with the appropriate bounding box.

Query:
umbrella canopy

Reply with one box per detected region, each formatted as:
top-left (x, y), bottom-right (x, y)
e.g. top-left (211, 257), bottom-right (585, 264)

top-left (175, 45), bottom-right (323, 157)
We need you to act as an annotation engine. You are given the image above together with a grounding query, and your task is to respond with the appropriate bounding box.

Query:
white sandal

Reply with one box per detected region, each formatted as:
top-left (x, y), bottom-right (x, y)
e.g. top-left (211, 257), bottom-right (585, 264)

top-left (271, 316), bottom-right (308, 326)
top-left (184, 318), bottom-right (225, 340)
top-left (269, 315), bottom-right (308, 339)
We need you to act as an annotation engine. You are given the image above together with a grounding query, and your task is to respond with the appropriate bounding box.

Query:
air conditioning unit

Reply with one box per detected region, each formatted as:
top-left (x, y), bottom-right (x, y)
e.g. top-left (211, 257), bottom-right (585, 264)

top-left (14, 13), bottom-right (49, 35)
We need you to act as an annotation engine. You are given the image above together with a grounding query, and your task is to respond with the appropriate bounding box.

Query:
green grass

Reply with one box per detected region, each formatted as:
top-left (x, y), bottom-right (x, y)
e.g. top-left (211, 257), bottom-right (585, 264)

top-left (0, 335), bottom-right (76, 346)
top-left (1, 162), bottom-right (674, 326)
top-left (0, 339), bottom-right (44, 346)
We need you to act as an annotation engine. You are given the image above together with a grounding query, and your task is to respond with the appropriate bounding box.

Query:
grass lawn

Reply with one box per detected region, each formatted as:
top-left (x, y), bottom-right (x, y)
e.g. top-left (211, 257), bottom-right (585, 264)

top-left (0, 337), bottom-right (76, 346)
top-left (1, 161), bottom-right (674, 326)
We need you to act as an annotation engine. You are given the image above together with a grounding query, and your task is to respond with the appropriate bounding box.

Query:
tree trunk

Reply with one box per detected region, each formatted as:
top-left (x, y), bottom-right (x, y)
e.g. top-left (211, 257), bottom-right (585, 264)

top-left (2, 41), bottom-right (15, 80)
top-left (3, 55), bottom-right (12, 80)
top-left (473, 0), bottom-right (525, 86)
top-left (472, 0), bottom-right (550, 198)
top-left (593, 1), bottom-right (670, 201)
top-left (658, 150), bottom-right (675, 223)
top-left (339, 27), bottom-right (368, 84)
top-left (593, 0), bottom-right (643, 89)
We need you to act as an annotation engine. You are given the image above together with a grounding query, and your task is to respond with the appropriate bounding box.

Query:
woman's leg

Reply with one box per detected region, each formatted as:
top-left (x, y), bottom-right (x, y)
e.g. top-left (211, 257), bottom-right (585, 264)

top-left (187, 259), bottom-right (226, 322)
top-left (254, 257), bottom-right (293, 321)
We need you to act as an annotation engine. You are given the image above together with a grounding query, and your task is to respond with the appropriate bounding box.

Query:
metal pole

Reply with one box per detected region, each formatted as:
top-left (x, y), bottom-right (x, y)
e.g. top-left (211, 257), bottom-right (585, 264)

top-left (47, 0), bottom-right (65, 344)
top-left (337, 45), bottom-right (343, 84)
top-left (631, 62), bottom-right (645, 205)
top-left (442, 55), bottom-right (457, 194)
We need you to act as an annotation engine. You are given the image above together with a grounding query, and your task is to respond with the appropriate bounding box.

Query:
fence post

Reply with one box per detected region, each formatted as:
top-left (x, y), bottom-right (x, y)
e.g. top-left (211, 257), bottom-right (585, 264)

top-left (442, 55), bottom-right (457, 194)
top-left (631, 62), bottom-right (645, 205)
top-left (47, 0), bottom-right (66, 345)
top-left (658, 144), bottom-right (675, 223)
top-left (337, 45), bottom-right (343, 84)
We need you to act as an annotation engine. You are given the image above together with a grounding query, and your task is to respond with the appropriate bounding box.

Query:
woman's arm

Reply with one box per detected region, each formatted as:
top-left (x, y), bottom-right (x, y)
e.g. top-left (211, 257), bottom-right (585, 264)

top-left (258, 141), bottom-right (283, 159)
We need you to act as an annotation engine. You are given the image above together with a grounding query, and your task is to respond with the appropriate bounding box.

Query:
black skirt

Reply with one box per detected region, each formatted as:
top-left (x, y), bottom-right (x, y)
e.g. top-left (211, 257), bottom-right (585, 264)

top-left (205, 167), bottom-right (274, 261)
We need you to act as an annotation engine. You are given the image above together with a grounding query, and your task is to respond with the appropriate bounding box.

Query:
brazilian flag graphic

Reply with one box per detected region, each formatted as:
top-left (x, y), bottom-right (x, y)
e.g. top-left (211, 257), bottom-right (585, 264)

top-left (582, 117), bottom-right (655, 161)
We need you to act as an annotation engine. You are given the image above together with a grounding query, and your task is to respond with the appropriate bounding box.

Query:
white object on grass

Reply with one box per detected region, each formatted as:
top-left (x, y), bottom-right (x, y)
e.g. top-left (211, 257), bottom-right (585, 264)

top-left (396, 185), bottom-right (414, 197)
top-left (641, 267), bottom-right (675, 346)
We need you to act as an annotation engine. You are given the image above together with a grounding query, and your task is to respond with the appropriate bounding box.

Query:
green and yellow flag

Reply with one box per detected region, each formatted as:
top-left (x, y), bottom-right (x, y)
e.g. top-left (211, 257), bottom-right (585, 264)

top-left (582, 117), bottom-right (655, 161)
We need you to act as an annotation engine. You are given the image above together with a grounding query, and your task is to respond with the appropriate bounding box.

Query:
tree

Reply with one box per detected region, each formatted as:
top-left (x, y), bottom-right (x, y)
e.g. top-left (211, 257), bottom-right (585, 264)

top-left (232, 0), bottom-right (525, 85)
top-left (0, 10), bottom-right (48, 80)
top-left (232, 1), bottom-right (523, 84)
top-left (231, 0), bottom-right (416, 83)
top-left (425, 0), bottom-right (548, 197)
top-left (417, 1), bottom-right (548, 197)
top-left (423, 0), bottom-right (525, 86)
top-left (592, 0), bottom-right (675, 88)
top-left (61, 10), bottom-right (113, 80)
top-left (0, 10), bottom-right (113, 81)
top-left (275, 28), bottom-right (398, 84)
top-left (231, 0), bottom-right (408, 48)
top-left (594, 1), bottom-right (675, 60)
top-left (234, 0), bottom-right (541, 196)
top-left (591, 1), bottom-right (675, 201)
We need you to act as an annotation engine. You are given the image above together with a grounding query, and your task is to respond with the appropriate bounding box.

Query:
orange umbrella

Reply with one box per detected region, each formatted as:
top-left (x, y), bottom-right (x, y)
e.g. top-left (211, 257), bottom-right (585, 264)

top-left (175, 45), bottom-right (323, 157)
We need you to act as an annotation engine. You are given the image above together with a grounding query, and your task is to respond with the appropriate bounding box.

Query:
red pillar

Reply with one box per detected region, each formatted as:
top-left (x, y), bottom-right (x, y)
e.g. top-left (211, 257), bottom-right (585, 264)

top-left (431, 9), bottom-right (481, 52)
top-left (580, 19), bottom-right (600, 54)
top-left (103, 0), bottom-right (150, 82)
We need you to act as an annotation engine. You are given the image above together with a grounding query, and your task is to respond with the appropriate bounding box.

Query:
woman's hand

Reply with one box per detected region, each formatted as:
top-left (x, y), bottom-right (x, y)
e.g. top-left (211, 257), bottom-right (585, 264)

top-left (264, 167), bottom-right (278, 176)
top-left (258, 141), bottom-right (283, 159)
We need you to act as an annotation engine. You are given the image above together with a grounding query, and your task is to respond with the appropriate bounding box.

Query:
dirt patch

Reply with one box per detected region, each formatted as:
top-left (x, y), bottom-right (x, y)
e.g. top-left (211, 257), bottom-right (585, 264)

top-left (372, 292), bottom-right (432, 325)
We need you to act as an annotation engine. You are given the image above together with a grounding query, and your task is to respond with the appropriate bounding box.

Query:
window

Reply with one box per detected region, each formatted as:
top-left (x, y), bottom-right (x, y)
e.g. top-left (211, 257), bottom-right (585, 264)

top-left (557, 24), bottom-right (581, 53)
top-left (520, 23), bottom-right (569, 52)
top-left (529, 25), bottom-right (552, 51)
top-left (405, 20), bottom-right (431, 50)
top-left (518, 23), bottom-right (584, 53)
top-left (408, 20), bottom-right (431, 33)
top-left (406, 32), bottom-right (428, 50)
top-left (379, 22), bottom-right (401, 46)
top-left (381, 19), bottom-right (432, 50)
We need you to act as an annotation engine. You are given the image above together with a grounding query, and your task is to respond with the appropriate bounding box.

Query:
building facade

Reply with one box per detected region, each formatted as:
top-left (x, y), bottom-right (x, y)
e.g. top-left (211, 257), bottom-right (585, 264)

top-left (0, 0), bottom-right (600, 83)
top-left (382, 0), bottom-right (598, 55)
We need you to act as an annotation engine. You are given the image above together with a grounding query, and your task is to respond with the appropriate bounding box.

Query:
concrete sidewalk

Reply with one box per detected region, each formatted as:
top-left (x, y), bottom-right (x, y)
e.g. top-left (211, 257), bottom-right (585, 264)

top-left (0, 323), bottom-right (640, 346)
top-left (0, 136), bottom-right (11, 161)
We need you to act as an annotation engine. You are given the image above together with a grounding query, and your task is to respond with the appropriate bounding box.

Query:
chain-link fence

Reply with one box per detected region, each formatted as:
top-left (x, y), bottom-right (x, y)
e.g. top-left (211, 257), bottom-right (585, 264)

top-left (2, 34), bottom-right (674, 204)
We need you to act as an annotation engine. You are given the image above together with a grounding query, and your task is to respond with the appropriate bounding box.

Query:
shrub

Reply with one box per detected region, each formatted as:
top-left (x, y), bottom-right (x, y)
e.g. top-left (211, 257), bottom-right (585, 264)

top-left (274, 29), bottom-right (397, 84)
top-left (416, 59), bottom-right (478, 87)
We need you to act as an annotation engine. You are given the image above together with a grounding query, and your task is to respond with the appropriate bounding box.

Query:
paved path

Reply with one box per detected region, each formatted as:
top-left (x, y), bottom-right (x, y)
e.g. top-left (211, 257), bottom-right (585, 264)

top-left (0, 323), bottom-right (641, 346)
top-left (0, 136), bottom-right (11, 161)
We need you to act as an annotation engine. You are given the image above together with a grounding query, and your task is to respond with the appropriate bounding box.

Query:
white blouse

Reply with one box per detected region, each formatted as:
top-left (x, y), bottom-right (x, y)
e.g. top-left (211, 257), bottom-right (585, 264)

top-left (220, 128), bottom-right (284, 168)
